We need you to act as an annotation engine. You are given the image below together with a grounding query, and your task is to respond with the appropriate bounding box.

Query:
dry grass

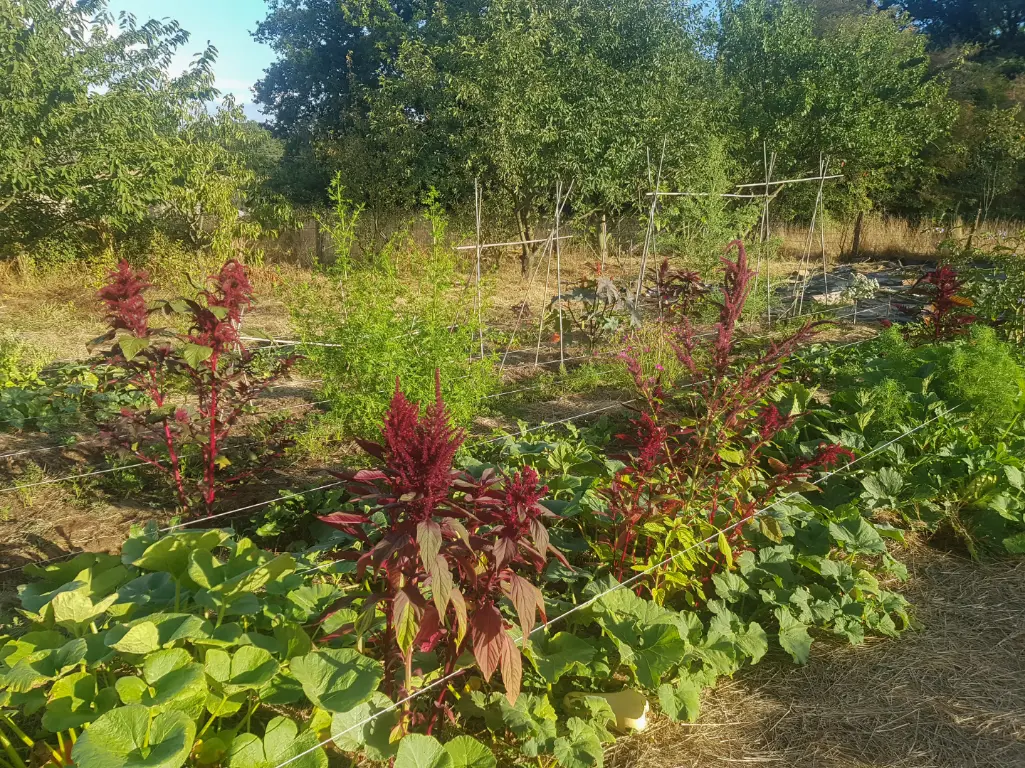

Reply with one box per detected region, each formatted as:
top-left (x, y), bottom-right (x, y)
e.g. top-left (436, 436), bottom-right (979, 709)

top-left (607, 544), bottom-right (1025, 768)
top-left (777, 214), bottom-right (1025, 265)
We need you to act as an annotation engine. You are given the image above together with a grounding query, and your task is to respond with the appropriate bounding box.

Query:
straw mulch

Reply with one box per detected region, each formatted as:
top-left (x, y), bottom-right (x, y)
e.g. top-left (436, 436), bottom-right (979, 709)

top-left (608, 545), bottom-right (1025, 768)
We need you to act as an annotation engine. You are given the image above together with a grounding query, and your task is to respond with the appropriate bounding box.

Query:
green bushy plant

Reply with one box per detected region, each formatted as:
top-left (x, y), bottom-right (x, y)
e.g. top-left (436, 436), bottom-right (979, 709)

top-left (287, 196), bottom-right (498, 438)
top-left (0, 361), bottom-right (144, 433)
top-left (797, 326), bottom-right (1025, 556)
top-left (837, 324), bottom-right (1024, 439)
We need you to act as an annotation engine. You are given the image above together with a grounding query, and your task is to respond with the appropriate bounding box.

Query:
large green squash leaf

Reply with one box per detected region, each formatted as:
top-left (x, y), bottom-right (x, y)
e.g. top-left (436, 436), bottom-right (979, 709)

top-left (205, 646), bottom-right (279, 694)
top-left (657, 676), bottom-right (701, 723)
top-left (330, 691), bottom-right (398, 761)
top-left (443, 736), bottom-right (496, 768)
top-left (394, 734), bottom-right (453, 768)
top-left (290, 648), bottom-right (382, 713)
top-left (71, 705), bottom-right (195, 768)
top-left (131, 531), bottom-right (229, 578)
top-left (527, 632), bottom-right (595, 685)
top-left (774, 608), bottom-right (812, 664)
top-left (42, 671), bottom-right (117, 732)
top-left (114, 648), bottom-right (207, 720)
top-left (553, 718), bottom-right (603, 768)
top-left (227, 716), bottom-right (327, 768)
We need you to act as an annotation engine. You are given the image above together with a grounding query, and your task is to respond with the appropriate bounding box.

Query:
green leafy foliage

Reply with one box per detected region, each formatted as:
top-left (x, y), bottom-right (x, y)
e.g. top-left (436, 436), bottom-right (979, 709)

top-left (0, 529), bottom-right (379, 768)
top-left (0, 1), bottom-right (264, 259)
top-left (286, 199), bottom-right (497, 438)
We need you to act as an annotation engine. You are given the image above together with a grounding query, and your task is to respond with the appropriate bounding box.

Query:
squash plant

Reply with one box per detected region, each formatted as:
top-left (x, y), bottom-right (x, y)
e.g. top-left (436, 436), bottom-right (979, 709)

top-left (0, 528), bottom-right (496, 768)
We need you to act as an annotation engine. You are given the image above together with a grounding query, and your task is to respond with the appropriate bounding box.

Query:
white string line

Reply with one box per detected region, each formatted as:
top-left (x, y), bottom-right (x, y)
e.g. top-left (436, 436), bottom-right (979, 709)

top-left (271, 403), bottom-right (957, 768)
top-left (0, 397), bottom-right (335, 463)
top-left (0, 549), bottom-right (87, 576)
top-left (0, 462), bottom-right (152, 494)
top-left (158, 480), bottom-right (347, 533)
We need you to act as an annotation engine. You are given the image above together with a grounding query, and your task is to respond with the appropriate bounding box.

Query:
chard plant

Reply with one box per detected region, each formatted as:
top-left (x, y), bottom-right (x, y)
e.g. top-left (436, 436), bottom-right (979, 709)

top-left (604, 240), bottom-right (853, 604)
top-left (317, 373), bottom-right (562, 734)
top-left (92, 260), bottom-right (297, 516)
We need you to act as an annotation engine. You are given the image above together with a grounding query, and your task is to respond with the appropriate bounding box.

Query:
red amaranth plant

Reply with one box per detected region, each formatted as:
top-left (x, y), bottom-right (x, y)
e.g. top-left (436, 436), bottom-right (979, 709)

top-left (318, 374), bottom-right (562, 733)
top-left (913, 265), bottom-right (975, 340)
top-left (602, 240), bottom-right (852, 603)
top-left (93, 259), bottom-right (296, 515)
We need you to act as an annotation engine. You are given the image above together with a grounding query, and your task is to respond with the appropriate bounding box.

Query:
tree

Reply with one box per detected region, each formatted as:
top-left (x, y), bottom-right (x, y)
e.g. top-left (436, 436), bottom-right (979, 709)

top-left (255, 0), bottom-right (720, 272)
top-left (717, 0), bottom-right (955, 246)
top-left (894, 0), bottom-right (1025, 54)
top-left (0, 1), bottom-right (216, 254)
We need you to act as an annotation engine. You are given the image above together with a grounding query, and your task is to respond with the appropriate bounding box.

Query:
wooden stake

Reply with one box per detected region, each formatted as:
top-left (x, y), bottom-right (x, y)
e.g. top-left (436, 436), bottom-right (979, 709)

top-left (474, 179), bottom-right (485, 359)
top-left (555, 181), bottom-right (565, 370)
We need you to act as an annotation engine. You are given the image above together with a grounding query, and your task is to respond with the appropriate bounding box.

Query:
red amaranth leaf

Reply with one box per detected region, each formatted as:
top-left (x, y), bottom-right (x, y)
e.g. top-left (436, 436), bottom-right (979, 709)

top-left (503, 573), bottom-right (545, 638)
top-left (470, 603), bottom-right (505, 682)
top-left (499, 632), bottom-right (522, 705)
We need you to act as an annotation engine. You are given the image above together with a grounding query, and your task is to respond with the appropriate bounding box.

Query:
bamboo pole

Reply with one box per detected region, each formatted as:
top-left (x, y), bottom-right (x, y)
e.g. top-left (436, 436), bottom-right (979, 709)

top-left (474, 179), bottom-right (485, 359)
top-left (797, 153), bottom-right (829, 316)
top-left (503, 181), bottom-right (574, 375)
top-left (454, 235), bottom-right (573, 251)
top-left (735, 173), bottom-right (843, 188)
top-left (555, 181), bottom-right (565, 370)
top-left (635, 137), bottom-right (667, 304)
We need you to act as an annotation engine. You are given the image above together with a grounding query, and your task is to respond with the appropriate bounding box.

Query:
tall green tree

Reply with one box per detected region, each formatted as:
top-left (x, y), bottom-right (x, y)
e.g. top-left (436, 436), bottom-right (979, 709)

top-left (718, 0), bottom-right (955, 243)
top-left (0, 1), bottom-right (222, 254)
top-left (255, 0), bottom-right (720, 270)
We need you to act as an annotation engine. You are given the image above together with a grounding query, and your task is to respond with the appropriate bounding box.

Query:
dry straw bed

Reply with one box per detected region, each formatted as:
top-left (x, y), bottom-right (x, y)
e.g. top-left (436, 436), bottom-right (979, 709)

top-left (607, 544), bottom-right (1025, 768)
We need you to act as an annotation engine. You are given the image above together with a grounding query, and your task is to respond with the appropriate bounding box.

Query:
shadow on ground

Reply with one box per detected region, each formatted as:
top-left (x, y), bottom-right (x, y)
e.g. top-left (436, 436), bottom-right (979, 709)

top-left (608, 547), bottom-right (1025, 768)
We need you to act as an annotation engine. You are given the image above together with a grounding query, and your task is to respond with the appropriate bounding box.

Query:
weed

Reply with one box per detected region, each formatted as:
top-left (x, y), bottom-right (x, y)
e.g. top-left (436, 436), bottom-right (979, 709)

top-left (288, 200), bottom-right (498, 437)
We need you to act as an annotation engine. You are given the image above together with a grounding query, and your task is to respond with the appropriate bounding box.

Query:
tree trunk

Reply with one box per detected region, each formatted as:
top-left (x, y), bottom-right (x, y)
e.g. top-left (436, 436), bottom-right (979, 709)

top-left (850, 210), bottom-right (864, 260)
top-left (515, 204), bottom-right (534, 277)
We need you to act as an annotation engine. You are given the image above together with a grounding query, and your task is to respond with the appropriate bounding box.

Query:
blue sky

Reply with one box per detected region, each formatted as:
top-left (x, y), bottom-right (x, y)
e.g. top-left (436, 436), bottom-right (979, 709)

top-left (106, 1), bottom-right (273, 119)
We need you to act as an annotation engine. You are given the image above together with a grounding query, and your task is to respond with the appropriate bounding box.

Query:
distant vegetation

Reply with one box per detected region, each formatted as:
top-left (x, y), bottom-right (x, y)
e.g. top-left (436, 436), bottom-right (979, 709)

top-left (3, 0), bottom-right (1025, 269)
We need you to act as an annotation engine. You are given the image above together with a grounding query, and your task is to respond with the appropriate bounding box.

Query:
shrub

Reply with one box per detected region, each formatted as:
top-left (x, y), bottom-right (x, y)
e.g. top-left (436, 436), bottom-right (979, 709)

top-left (287, 199), bottom-right (497, 438)
top-left (92, 259), bottom-right (296, 515)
